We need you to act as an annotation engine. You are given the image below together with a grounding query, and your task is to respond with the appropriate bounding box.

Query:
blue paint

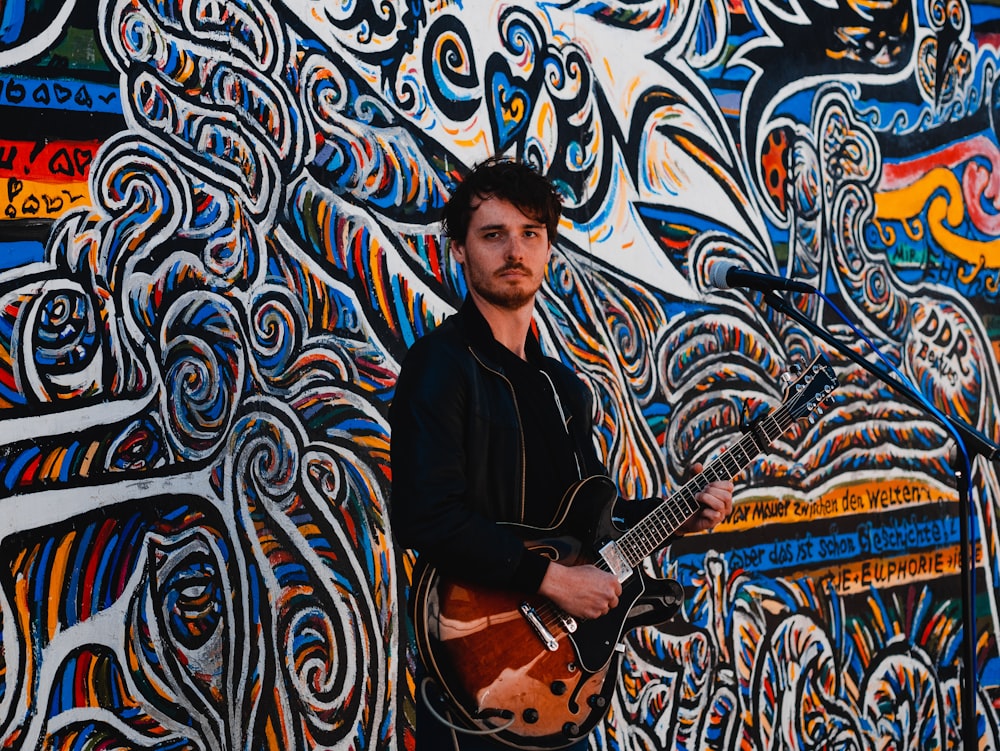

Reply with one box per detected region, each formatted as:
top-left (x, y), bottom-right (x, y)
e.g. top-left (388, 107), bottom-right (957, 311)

top-left (675, 514), bottom-right (960, 577)
top-left (0, 239), bottom-right (44, 270)
top-left (0, 74), bottom-right (121, 114)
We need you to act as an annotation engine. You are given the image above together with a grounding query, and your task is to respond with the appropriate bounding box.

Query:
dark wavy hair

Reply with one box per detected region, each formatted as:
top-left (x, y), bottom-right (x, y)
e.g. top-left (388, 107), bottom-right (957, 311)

top-left (441, 157), bottom-right (563, 245)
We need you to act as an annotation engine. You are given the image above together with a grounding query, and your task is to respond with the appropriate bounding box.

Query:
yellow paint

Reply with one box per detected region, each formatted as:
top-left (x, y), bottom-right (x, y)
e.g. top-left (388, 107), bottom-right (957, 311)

top-left (80, 441), bottom-right (100, 477)
top-left (14, 571), bottom-right (35, 707)
top-left (875, 168), bottom-right (1000, 267)
top-left (47, 532), bottom-right (76, 640)
top-left (1, 178), bottom-right (91, 221)
top-left (718, 477), bottom-right (954, 532)
top-left (39, 446), bottom-right (67, 484)
top-left (805, 542), bottom-right (975, 595)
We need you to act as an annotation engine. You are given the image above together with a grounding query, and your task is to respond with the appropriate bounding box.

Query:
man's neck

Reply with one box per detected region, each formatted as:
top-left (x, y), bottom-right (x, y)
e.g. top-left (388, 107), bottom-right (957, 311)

top-left (469, 293), bottom-right (535, 360)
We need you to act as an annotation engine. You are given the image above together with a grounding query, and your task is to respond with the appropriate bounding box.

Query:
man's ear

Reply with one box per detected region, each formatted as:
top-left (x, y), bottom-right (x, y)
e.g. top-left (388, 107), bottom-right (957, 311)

top-left (451, 240), bottom-right (466, 265)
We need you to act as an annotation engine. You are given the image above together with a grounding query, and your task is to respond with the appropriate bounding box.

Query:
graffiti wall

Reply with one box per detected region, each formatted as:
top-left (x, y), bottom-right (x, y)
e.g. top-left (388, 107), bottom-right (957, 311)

top-left (0, 0), bottom-right (998, 749)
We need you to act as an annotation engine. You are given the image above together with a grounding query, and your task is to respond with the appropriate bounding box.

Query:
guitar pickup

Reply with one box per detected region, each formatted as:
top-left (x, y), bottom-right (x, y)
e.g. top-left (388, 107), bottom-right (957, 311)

top-left (519, 602), bottom-right (559, 651)
top-left (598, 540), bottom-right (632, 582)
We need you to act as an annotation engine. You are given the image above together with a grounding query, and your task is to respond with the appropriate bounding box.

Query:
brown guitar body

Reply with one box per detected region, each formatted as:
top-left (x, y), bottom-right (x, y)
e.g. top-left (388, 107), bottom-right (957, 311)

top-left (415, 571), bottom-right (616, 744)
top-left (411, 476), bottom-right (684, 749)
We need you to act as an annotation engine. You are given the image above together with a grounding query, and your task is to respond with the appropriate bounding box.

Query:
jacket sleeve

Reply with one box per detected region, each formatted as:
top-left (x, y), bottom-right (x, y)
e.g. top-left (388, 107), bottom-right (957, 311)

top-left (389, 339), bottom-right (548, 592)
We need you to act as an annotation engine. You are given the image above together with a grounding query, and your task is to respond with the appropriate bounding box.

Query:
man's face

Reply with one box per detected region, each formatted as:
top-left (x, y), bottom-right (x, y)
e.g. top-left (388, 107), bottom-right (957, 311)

top-left (452, 195), bottom-right (552, 310)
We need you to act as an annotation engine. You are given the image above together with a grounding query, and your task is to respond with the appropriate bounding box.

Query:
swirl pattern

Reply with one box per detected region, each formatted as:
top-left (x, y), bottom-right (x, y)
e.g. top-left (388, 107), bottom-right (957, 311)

top-left (0, 1), bottom-right (998, 750)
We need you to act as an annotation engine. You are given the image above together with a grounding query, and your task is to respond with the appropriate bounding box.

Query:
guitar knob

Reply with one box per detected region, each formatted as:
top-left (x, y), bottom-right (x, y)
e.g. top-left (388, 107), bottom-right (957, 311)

top-left (522, 708), bottom-right (539, 724)
top-left (588, 694), bottom-right (607, 709)
top-left (550, 680), bottom-right (567, 695)
top-left (563, 722), bottom-right (580, 737)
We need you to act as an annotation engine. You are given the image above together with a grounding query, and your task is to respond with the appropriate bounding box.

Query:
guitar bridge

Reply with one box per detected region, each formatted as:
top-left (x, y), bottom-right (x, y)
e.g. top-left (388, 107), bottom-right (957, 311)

top-left (519, 602), bottom-right (559, 651)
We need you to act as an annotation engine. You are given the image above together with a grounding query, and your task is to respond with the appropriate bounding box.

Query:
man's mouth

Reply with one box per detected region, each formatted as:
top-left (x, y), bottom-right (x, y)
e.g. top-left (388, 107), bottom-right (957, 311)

top-left (498, 266), bottom-right (528, 277)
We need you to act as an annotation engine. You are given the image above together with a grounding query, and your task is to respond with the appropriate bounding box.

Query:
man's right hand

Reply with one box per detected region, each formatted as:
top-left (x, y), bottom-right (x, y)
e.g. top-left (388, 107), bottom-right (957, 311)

top-left (538, 561), bottom-right (623, 620)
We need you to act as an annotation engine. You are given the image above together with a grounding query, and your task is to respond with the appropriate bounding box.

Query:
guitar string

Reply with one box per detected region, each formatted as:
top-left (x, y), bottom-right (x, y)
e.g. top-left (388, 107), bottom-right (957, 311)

top-left (615, 397), bottom-right (800, 569)
top-left (527, 402), bottom-right (792, 634)
top-left (526, 381), bottom-right (824, 635)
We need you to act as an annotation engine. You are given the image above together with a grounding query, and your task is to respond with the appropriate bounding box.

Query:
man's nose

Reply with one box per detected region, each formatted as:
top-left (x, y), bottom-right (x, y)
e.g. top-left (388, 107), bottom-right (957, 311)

top-left (505, 236), bottom-right (526, 258)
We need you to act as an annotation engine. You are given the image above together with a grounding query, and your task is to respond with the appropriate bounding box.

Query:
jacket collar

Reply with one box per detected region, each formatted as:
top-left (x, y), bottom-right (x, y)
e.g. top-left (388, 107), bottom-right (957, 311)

top-left (456, 296), bottom-right (545, 368)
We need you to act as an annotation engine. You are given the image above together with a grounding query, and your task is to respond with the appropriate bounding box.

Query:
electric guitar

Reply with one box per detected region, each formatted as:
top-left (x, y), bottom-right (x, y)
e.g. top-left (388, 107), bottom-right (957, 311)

top-left (412, 354), bottom-right (839, 749)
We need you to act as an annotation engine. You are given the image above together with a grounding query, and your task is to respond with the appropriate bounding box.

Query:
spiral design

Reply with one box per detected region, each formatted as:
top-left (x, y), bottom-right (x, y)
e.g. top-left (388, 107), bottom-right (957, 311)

top-left (498, 7), bottom-right (544, 64)
top-left (115, 2), bottom-right (169, 67)
top-left (90, 135), bottom-right (188, 283)
top-left (300, 52), bottom-right (437, 213)
top-left (927, 0), bottom-right (965, 30)
top-left (108, 1), bottom-right (289, 218)
top-left (422, 14), bottom-right (480, 120)
top-left (225, 410), bottom-right (385, 747)
top-left (250, 288), bottom-right (305, 382)
top-left (595, 276), bottom-right (657, 403)
top-left (230, 407), bottom-right (300, 510)
top-left (27, 286), bottom-right (100, 400)
top-left (161, 293), bottom-right (244, 461)
top-left (282, 600), bottom-right (368, 745)
top-left (862, 265), bottom-right (891, 306)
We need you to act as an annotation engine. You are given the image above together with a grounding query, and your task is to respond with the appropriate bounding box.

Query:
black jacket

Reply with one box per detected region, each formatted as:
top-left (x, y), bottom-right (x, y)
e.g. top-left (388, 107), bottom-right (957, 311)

top-left (389, 298), bottom-right (607, 593)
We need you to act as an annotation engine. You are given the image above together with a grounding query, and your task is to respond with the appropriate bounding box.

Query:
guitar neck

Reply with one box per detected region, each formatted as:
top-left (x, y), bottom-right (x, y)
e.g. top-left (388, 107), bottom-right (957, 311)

top-left (614, 398), bottom-right (797, 568)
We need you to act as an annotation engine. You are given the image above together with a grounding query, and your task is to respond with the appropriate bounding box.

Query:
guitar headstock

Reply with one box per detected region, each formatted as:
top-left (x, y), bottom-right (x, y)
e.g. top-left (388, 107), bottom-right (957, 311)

top-left (782, 354), bottom-right (839, 424)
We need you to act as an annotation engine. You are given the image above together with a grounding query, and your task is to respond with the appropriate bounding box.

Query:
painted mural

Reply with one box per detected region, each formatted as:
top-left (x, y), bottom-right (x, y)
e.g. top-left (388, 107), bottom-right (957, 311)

top-left (0, 0), bottom-right (998, 749)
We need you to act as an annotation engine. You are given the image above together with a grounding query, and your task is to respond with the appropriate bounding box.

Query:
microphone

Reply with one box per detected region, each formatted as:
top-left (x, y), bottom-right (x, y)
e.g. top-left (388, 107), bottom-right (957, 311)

top-left (708, 260), bottom-right (815, 294)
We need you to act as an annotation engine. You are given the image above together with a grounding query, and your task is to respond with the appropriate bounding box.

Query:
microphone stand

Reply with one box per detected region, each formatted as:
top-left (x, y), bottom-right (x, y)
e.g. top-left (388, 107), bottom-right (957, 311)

top-left (756, 288), bottom-right (999, 751)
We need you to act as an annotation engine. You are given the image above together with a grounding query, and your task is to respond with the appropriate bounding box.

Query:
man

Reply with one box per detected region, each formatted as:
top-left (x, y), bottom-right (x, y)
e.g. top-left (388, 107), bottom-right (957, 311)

top-left (389, 157), bottom-right (734, 750)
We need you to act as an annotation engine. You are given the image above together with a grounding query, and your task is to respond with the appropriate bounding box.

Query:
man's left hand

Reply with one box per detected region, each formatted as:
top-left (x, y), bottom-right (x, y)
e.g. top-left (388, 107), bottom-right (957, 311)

top-left (675, 462), bottom-right (734, 535)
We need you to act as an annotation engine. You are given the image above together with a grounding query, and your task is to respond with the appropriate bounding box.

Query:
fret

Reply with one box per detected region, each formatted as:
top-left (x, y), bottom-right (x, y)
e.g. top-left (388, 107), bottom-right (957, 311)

top-left (614, 356), bottom-right (837, 564)
top-left (650, 516), bottom-right (671, 540)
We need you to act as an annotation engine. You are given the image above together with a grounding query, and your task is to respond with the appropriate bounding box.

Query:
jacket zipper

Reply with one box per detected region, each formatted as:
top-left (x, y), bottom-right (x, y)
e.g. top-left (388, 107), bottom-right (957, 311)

top-left (470, 348), bottom-right (528, 523)
top-left (539, 369), bottom-right (585, 481)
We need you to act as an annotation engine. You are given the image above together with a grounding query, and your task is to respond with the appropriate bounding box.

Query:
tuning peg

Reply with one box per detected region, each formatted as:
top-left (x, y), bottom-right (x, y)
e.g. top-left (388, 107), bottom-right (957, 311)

top-left (780, 362), bottom-right (803, 386)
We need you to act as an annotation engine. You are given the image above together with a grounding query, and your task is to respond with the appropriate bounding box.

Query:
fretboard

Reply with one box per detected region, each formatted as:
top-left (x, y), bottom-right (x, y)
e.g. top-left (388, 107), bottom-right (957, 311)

top-left (614, 397), bottom-right (798, 568)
